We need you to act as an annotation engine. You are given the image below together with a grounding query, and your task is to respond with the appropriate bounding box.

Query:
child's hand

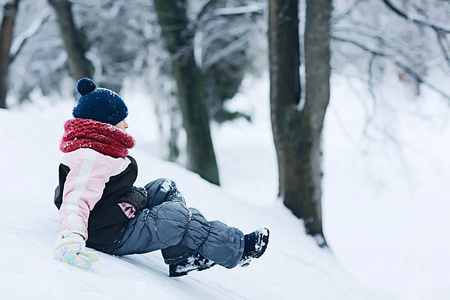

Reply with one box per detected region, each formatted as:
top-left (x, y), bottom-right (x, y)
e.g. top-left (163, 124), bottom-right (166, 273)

top-left (55, 230), bottom-right (99, 269)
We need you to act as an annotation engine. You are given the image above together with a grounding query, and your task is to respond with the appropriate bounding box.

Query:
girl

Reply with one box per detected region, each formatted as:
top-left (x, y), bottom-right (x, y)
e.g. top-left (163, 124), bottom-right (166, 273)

top-left (54, 78), bottom-right (269, 277)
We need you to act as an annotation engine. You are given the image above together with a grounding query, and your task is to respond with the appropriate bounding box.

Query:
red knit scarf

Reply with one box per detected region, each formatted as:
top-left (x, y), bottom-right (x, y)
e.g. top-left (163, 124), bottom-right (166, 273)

top-left (60, 118), bottom-right (136, 158)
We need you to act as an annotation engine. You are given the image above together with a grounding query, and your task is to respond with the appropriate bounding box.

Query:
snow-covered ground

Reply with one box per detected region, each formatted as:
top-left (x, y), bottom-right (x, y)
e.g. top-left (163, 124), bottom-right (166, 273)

top-left (0, 73), bottom-right (448, 299)
top-left (323, 75), bottom-right (450, 300)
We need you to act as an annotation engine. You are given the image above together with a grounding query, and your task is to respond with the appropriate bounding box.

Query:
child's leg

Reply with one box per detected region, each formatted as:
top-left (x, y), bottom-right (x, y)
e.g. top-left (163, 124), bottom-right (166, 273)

top-left (140, 178), bottom-right (194, 263)
top-left (105, 200), bottom-right (245, 269)
top-left (140, 178), bottom-right (246, 266)
top-left (144, 180), bottom-right (245, 267)
top-left (142, 178), bottom-right (186, 208)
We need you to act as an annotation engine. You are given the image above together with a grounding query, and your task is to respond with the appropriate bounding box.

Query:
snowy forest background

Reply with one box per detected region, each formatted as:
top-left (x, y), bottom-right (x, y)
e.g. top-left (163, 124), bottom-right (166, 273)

top-left (0, 0), bottom-right (450, 299)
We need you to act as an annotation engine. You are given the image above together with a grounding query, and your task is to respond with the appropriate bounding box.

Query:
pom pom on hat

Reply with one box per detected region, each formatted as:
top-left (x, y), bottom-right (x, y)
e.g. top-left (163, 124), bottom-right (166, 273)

top-left (72, 78), bottom-right (128, 126)
top-left (77, 78), bottom-right (97, 95)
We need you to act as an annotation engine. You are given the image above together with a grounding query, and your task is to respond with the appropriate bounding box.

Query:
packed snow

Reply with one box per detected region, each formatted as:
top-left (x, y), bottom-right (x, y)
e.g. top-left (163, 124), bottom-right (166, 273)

top-left (0, 74), bottom-right (449, 299)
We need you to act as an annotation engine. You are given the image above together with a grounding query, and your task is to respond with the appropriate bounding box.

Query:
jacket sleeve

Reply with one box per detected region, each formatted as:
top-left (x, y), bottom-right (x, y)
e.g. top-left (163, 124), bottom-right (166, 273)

top-left (59, 149), bottom-right (113, 240)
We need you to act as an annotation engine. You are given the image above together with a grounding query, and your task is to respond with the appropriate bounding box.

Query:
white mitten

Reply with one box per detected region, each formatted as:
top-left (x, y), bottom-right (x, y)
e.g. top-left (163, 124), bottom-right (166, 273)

top-left (55, 230), bottom-right (99, 269)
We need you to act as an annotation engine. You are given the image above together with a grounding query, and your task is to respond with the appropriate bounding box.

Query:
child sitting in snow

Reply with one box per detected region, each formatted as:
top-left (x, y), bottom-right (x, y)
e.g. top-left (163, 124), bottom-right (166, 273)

top-left (53, 78), bottom-right (269, 276)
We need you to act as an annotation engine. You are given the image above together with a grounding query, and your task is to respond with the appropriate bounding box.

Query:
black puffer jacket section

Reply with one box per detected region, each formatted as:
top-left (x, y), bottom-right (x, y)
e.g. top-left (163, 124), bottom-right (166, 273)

top-left (54, 156), bottom-right (147, 251)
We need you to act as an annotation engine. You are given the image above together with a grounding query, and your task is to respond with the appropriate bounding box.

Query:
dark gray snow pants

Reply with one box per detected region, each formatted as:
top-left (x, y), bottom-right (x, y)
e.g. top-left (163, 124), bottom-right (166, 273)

top-left (105, 178), bottom-right (244, 269)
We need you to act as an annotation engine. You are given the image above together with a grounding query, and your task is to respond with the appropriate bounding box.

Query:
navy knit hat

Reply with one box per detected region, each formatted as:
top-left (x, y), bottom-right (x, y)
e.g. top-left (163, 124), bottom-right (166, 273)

top-left (72, 78), bottom-right (128, 125)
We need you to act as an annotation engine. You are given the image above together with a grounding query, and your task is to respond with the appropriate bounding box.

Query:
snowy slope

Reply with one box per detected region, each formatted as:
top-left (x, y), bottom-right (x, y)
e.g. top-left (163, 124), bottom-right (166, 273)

top-left (0, 97), bottom-right (391, 298)
top-left (2, 72), bottom-right (449, 300)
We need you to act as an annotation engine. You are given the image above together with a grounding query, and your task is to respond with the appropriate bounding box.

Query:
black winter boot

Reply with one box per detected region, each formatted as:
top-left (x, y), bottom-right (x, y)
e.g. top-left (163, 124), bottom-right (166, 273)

top-left (169, 252), bottom-right (216, 277)
top-left (239, 228), bottom-right (270, 267)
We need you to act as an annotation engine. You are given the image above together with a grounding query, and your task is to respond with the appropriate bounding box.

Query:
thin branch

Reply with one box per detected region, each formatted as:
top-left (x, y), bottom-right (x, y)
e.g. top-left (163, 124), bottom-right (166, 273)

top-left (203, 31), bottom-right (253, 70)
top-left (434, 28), bottom-right (450, 70)
top-left (332, 0), bottom-right (361, 21)
top-left (364, 53), bottom-right (378, 137)
top-left (334, 22), bottom-right (424, 49)
top-left (333, 36), bottom-right (390, 57)
top-left (394, 61), bottom-right (450, 100)
top-left (197, 0), bottom-right (216, 20)
top-left (334, 25), bottom-right (430, 67)
top-left (381, 0), bottom-right (450, 33)
top-left (367, 54), bottom-right (377, 100)
top-left (333, 36), bottom-right (450, 101)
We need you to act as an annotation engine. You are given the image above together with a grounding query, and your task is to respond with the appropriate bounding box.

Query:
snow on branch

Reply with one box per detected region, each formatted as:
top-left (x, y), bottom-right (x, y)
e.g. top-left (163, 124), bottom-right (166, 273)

top-left (202, 31), bottom-right (253, 69)
top-left (211, 3), bottom-right (266, 16)
top-left (10, 9), bottom-right (52, 63)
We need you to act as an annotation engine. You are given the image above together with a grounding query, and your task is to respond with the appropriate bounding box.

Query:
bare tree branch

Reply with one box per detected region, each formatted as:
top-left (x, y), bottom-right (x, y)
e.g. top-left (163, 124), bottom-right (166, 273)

top-left (434, 28), bottom-right (450, 70)
top-left (334, 25), bottom-right (431, 68)
top-left (332, 0), bottom-right (361, 21)
top-left (394, 61), bottom-right (450, 100)
top-left (333, 36), bottom-right (450, 101)
top-left (203, 31), bottom-right (253, 69)
top-left (197, 0), bottom-right (216, 20)
top-left (360, 53), bottom-right (381, 138)
top-left (381, 0), bottom-right (450, 33)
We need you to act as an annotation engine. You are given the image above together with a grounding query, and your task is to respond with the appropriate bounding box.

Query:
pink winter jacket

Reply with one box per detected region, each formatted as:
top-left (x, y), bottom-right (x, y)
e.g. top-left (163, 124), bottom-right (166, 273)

top-left (58, 148), bottom-right (136, 240)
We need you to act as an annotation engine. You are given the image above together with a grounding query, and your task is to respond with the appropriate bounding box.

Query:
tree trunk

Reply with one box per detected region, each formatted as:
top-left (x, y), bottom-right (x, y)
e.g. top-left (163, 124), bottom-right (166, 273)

top-left (153, 0), bottom-right (220, 185)
top-left (269, 0), bottom-right (331, 242)
top-left (48, 0), bottom-right (93, 80)
top-left (269, 0), bottom-right (300, 198)
top-left (0, 0), bottom-right (20, 109)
